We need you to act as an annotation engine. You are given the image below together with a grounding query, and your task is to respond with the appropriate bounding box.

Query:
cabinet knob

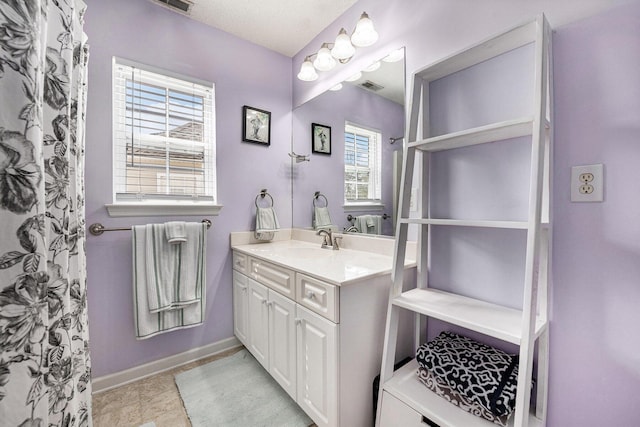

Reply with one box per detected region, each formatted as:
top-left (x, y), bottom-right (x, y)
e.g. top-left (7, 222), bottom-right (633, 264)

top-left (266, 301), bottom-right (274, 308)
top-left (295, 318), bottom-right (303, 326)
top-left (306, 291), bottom-right (316, 300)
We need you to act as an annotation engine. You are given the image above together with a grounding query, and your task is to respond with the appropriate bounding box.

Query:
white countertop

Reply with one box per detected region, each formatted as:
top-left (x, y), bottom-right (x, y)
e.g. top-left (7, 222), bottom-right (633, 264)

top-left (232, 239), bottom-right (416, 286)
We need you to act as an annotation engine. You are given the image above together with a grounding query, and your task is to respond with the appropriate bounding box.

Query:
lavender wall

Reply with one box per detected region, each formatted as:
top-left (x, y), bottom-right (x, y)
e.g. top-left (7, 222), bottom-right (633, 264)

top-left (292, 83), bottom-right (404, 236)
top-left (293, 1), bottom-right (640, 425)
top-left (550, 4), bottom-right (640, 425)
top-left (83, 0), bottom-right (292, 377)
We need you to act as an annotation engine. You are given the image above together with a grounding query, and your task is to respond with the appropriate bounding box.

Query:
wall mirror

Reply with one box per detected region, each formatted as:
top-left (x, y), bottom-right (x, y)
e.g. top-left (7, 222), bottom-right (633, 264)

top-left (291, 48), bottom-right (406, 236)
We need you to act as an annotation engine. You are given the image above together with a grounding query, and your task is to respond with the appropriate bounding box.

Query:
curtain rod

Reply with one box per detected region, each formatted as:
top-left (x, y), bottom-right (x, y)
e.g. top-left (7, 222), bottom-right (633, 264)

top-left (88, 219), bottom-right (211, 236)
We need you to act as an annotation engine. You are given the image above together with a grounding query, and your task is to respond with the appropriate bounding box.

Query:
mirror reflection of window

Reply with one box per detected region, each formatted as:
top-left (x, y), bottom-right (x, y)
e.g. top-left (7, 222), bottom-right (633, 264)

top-left (344, 123), bottom-right (381, 203)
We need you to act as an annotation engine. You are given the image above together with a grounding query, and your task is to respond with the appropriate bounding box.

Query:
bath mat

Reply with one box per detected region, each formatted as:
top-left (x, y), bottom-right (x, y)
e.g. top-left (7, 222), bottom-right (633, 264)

top-left (174, 349), bottom-right (313, 427)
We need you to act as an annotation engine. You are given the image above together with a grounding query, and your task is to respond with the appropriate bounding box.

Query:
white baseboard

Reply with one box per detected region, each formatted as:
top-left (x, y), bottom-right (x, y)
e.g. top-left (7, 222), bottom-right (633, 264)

top-left (91, 336), bottom-right (242, 394)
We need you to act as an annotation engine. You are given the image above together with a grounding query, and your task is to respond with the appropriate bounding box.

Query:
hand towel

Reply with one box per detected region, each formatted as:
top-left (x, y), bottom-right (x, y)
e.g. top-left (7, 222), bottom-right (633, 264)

top-left (354, 215), bottom-right (382, 235)
top-left (165, 221), bottom-right (187, 244)
top-left (313, 206), bottom-right (333, 229)
top-left (255, 206), bottom-right (280, 241)
top-left (132, 222), bottom-right (207, 339)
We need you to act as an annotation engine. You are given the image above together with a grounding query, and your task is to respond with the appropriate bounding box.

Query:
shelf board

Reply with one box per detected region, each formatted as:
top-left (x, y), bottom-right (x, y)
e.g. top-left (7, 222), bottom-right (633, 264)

top-left (383, 359), bottom-right (544, 427)
top-left (409, 117), bottom-right (534, 152)
top-left (399, 218), bottom-right (529, 229)
top-left (391, 288), bottom-right (547, 345)
top-left (415, 19), bottom-right (537, 82)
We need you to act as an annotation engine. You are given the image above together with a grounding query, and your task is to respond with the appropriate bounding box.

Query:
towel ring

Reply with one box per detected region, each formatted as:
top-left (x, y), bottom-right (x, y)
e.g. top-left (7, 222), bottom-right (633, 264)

top-left (255, 189), bottom-right (274, 208)
top-left (313, 191), bottom-right (328, 207)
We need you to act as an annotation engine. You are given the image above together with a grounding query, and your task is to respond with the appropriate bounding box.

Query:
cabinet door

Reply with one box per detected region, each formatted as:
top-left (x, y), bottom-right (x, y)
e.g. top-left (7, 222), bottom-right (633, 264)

top-left (232, 271), bottom-right (250, 346)
top-left (296, 305), bottom-right (338, 427)
top-left (268, 290), bottom-right (297, 400)
top-left (248, 278), bottom-right (269, 369)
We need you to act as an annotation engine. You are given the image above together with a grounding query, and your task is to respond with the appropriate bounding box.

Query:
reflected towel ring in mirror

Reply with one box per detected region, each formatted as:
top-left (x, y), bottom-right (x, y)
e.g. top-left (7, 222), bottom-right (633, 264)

top-left (255, 189), bottom-right (274, 208)
top-left (313, 191), bottom-right (328, 207)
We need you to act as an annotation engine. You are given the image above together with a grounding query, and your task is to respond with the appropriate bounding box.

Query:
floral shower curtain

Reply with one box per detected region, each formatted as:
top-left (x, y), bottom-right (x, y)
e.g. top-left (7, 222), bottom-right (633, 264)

top-left (0, 1), bottom-right (91, 426)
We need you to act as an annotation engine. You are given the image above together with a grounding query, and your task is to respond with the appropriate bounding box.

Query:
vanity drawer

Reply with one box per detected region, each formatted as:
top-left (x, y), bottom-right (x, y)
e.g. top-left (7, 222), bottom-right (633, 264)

top-left (232, 251), bottom-right (249, 275)
top-left (296, 273), bottom-right (339, 323)
top-left (249, 258), bottom-right (295, 299)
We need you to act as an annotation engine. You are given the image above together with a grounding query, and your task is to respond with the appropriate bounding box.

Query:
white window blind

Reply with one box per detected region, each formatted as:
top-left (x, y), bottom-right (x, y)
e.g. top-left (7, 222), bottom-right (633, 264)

top-left (344, 123), bottom-right (382, 203)
top-left (112, 58), bottom-right (216, 204)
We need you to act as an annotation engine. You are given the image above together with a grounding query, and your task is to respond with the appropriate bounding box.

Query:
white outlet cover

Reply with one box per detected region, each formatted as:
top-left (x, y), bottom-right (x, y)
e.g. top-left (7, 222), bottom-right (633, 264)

top-left (571, 164), bottom-right (603, 202)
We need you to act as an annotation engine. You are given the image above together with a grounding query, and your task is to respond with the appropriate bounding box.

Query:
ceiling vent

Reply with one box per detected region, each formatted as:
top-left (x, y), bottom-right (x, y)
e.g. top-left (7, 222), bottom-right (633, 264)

top-left (151, 0), bottom-right (193, 15)
top-left (360, 80), bottom-right (384, 92)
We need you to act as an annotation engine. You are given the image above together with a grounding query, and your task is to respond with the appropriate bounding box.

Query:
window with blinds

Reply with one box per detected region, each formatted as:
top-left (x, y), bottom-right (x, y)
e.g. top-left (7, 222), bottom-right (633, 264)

top-left (344, 123), bottom-right (382, 203)
top-left (112, 58), bottom-right (216, 203)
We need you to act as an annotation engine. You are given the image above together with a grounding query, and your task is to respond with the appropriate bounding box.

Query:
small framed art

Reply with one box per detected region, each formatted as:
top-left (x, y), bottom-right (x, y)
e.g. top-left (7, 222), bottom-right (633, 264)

top-left (312, 123), bottom-right (331, 155)
top-left (243, 105), bottom-right (271, 145)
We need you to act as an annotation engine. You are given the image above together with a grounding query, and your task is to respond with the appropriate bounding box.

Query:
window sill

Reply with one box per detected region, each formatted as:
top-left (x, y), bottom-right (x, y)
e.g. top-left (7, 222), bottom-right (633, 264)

top-left (105, 202), bottom-right (223, 217)
top-left (343, 203), bottom-right (385, 212)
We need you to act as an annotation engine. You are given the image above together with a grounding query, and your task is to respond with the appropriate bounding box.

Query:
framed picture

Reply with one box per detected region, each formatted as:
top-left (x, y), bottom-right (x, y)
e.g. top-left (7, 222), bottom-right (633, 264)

top-left (312, 123), bottom-right (331, 155)
top-left (243, 105), bottom-right (271, 145)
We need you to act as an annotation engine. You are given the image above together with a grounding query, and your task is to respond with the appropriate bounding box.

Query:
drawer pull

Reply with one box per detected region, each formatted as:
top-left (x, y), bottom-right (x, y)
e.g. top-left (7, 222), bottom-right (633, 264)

top-left (306, 291), bottom-right (316, 300)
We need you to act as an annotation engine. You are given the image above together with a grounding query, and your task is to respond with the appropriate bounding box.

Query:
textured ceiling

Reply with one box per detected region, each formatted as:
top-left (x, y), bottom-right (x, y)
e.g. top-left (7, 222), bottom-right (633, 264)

top-left (167, 0), bottom-right (359, 57)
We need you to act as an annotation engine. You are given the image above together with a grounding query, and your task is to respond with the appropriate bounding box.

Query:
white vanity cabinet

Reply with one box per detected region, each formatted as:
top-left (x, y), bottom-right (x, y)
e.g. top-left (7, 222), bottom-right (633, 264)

top-left (232, 269), bottom-right (298, 400)
top-left (268, 286), bottom-right (297, 399)
top-left (231, 240), bottom-right (416, 427)
top-left (296, 304), bottom-right (338, 427)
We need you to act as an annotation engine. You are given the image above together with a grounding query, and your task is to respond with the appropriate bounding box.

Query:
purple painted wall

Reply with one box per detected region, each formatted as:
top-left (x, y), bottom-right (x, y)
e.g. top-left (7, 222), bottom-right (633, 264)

top-left (550, 4), bottom-right (640, 425)
top-left (293, 1), bottom-right (640, 425)
top-left (83, 0), bottom-right (292, 377)
top-left (292, 83), bottom-right (403, 236)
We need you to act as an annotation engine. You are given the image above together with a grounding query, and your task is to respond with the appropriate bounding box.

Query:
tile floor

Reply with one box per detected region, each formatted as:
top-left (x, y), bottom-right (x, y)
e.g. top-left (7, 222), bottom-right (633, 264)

top-left (91, 347), bottom-right (243, 427)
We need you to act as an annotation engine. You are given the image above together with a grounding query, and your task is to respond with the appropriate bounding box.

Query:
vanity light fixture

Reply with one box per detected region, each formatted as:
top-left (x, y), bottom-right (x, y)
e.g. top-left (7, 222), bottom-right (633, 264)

top-left (313, 43), bottom-right (337, 71)
top-left (363, 61), bottom-right (381, 72)
top-left (344, 71), bottom-right (362, 82)
top-left (382, 48), bottom-right (405, 63)
top-left (297, 57), bottom-right (319, 81)
top-left (331, 28), bottom-right (356, 61)
top-left (297, 11), bottom-right (378, 81)
top-left (351, 12), bottom-right (379, 47)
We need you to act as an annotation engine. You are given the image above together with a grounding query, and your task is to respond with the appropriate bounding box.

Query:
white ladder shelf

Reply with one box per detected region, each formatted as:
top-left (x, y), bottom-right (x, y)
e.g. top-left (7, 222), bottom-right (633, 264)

top-left (376, 15), bottom-right (552, 427)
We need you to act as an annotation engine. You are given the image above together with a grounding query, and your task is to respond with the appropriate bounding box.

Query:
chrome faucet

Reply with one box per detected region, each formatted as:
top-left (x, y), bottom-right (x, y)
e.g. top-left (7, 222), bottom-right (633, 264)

top-left (332, 235), bottom-right (342, 250)
top-left (316, 229), bottom-right (332, 249)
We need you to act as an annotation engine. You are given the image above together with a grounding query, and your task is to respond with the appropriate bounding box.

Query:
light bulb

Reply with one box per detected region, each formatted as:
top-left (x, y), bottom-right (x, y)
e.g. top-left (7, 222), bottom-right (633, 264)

top-left (329, 83), bottom-right (343, 91)
top-left (313, 44), bottom-right (336, 71)
top-left (363, 61), bottom-right (381, 73)
top-left (351, 12), bottom-right (378, 47)
top-left (383, 48), bottom-right (405, 63)
top-left (331, 28), bottom-right (355, 60)
top-left (344, 72), bottom-right (362, 82)
top-left (297, 58), bottom-right (318, 81)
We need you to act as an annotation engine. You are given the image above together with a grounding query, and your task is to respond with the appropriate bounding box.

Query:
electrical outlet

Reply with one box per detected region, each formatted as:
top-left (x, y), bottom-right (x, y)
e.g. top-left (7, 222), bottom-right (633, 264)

top-left (571, 164), bottom-right (603, 202)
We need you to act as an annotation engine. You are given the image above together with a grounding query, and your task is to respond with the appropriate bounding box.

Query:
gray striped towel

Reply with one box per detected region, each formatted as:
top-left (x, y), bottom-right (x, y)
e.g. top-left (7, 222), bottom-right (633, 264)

top-left (132, 222), bottom-right (207, 339)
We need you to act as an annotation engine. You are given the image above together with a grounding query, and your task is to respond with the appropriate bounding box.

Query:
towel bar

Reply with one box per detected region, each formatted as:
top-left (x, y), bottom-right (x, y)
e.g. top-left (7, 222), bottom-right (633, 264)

top-left (347, 213), bottom-right (389, 222)
top-left (88, 219), bottom-right (212, 236)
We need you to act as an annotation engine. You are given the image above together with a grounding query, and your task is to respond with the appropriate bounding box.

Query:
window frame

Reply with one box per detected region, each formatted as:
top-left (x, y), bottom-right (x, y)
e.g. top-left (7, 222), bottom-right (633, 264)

top-left (108, 57), bottom-right (222, 217)
top-left (343, 122), bottom-right (384, 210)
